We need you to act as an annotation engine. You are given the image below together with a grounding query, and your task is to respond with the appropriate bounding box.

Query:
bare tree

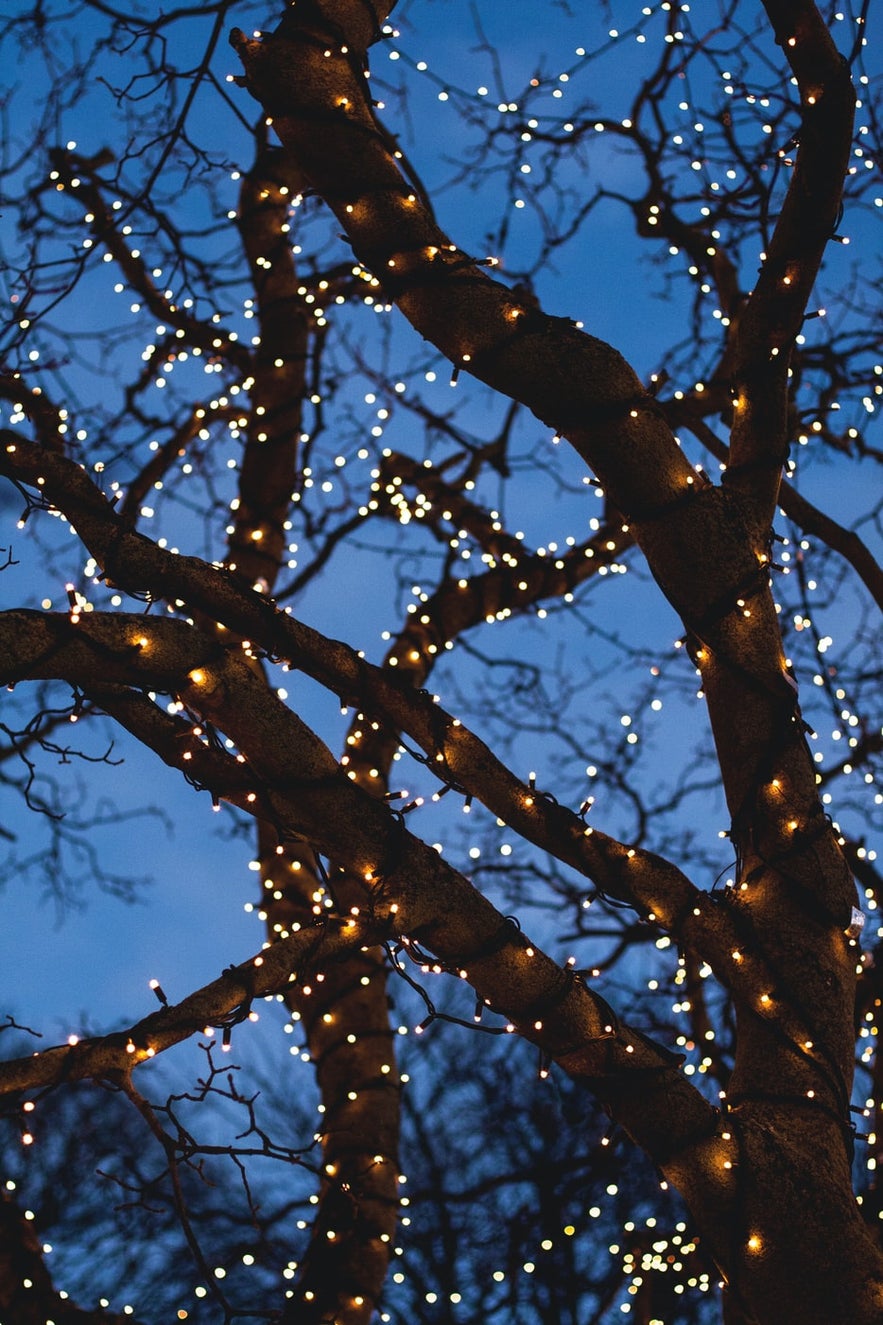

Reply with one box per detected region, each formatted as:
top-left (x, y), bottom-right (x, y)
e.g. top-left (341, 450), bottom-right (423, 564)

top-left (0, 1), bottom-right (881, 1323)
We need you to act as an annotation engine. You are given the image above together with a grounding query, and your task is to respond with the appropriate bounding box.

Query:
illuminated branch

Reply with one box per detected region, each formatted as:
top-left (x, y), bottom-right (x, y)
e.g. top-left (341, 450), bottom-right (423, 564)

top-left (259, 845), bottom-right (402, 1324)
top-left (230, 25), bottom-right (698, 532)
top-left (0, 606), bottom-right (730, 1308)
top-left (0, 616), bottom-right (734, 1232)
top-left (226, 132), bottom-right (396, 1318)
top-left (229, 10), bottom-right (849, 847)
top-left (383, 519), bottom-right (634, 673)
top-left (224, 13), bottom-right (883, 1319)
top-left (0, 375), bottom-right (67, 454)
top-left (0, 915), bottom-right (376, 1096)
top-left (299, 436), bottom-right (632, 1318)
top-left (91, 693), bottom-right (398, 1320)
top-left (0, 1190), bottom-right (138, 1324)
top-left (294, 432), bottom-right (631, 1316)
top-left (1, 440), bottom-right (864, 1124)
top-left (0, 439), bottom-right (708, 938)
top-left (4, 440), bottom-right (850, 1050)
top-left (119, 403), bottom-right (242, 527)
top-left (227, 141), bottom-right (309, 591)
top-left (1, 3), bottom-right (879, 1321)
top-left (45, 149), bottom-right (252, 374)
top-left (0, 609), bottom-right (823, 1078)
top-left (83, 683), bottom-right (261, 806)
top-left (375, 448), bottom-right (525, 560)
top-left (727, 1), bottom-right (856, 528)
top-left (680, 413), bottom-right (883, 611)
top-left (6, 603), bottom-right (873, 1312)
top-left (344, 484), bottom-right (637, 859)
top-left (233, 3), bottom-right (859, 897)
top-left (0, 613), bottom-right (705, 1060)
top-left (194, 125), bottom-right (387, 1312)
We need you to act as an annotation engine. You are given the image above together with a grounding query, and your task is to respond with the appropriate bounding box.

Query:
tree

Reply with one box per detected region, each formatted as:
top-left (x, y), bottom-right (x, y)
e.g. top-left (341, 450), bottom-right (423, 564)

top-left (0, 1), bottom-right (881, 1322)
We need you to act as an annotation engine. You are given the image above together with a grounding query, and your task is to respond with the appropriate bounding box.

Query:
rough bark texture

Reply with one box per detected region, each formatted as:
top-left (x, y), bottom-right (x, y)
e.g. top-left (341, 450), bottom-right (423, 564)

top-left (223, 3), bottom-right (883, 1321)
top-left (0, 0), bottom-right (878, 1320)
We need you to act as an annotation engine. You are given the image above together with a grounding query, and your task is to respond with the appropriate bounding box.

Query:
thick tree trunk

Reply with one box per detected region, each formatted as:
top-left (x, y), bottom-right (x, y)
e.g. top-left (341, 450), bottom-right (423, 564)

top-left (227, 6), bottom-right (883, 1320)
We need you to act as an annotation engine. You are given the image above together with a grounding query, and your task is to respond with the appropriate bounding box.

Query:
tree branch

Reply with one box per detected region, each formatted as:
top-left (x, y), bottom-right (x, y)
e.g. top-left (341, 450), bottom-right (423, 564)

top-left (727, 1), bottom-right (856, 529)
top-left (0, 916), bottom-right (375, 1096)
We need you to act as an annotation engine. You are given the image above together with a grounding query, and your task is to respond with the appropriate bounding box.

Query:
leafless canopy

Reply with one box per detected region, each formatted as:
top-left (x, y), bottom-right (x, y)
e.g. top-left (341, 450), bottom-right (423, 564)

top-left (0, 1), bottom-right (881, 1323)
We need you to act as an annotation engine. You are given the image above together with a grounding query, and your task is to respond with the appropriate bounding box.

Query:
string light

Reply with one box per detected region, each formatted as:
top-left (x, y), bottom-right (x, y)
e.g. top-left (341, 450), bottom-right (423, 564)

top-left (1, 6), bottom-right (878, 1322)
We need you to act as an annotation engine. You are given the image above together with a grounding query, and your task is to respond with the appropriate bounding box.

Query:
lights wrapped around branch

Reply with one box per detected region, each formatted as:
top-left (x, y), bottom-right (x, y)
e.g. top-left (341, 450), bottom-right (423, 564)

top-left (845, 907), bottom-right (865, 940)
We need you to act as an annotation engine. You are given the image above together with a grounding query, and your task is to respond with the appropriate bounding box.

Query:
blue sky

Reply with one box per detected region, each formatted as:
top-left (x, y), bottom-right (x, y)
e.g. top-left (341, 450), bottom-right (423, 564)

top-left (0, 0), bottom-right (880, 1092)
